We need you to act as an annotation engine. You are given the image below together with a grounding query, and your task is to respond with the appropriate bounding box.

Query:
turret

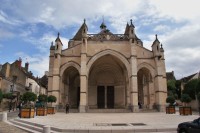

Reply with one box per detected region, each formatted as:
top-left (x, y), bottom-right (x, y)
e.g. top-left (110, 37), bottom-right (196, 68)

top-left (82, 19), bottom-right (88, 38)
top-left (81, 19), bottom-right (88, 53)
top-left (160, 43), bottom-right (165, 59)
top-left (129, 19), bottom-right (135, 39)
top-left (152, 34), bottom-right (162, 59)
top-left (54, 32), bottom-right (63, 55)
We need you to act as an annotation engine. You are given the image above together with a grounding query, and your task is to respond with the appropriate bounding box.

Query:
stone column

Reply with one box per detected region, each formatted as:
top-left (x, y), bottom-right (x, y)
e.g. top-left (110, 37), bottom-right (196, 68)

top-left (79, 38), bottom-right (88, 112)
top-left (130, 40), bottom-right (139, 112)
top-left (154, 57), bottom-right (167, 112)
top-left (79, 75), bottom-right (88, 112)
top-left (155, 76), bottom-right (167, 112)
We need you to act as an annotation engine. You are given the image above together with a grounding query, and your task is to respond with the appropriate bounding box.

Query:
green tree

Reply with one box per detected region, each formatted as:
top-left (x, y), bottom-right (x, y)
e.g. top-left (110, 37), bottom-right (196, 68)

top-left (48, 95), bottom-right (57, 107)
top-left (175, 80), bottom-right (182, 99)
top-left (37, 94), bottom-right (48, 107)
top-left (183, 79), bottom-right (200, 99)
top-left (166, 96), bottom-right (175, 106)
top-left (167, 80), bottom-right (177, 97)
top-left (22, 92), bottom-right (37, 107)
top-left (181, 94), bottom-right (192, 106)
top-left (3, 93), bottom-right (13, 99)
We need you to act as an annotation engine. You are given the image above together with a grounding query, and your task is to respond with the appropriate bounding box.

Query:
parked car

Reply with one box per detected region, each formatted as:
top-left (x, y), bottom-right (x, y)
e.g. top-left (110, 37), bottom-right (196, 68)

top-left (177, 117), bottom-right (200, 133)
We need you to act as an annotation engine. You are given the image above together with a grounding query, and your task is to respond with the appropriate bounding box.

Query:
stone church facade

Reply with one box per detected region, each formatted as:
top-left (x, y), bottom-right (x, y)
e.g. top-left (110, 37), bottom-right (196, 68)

top-left (48, 19), bottom-right (167, 113)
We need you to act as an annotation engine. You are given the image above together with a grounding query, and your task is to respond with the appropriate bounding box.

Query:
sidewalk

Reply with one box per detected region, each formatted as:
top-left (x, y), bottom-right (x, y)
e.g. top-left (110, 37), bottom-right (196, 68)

top-left (14, 112), bottom-right (199, 132)
top-left (0, 121), bottom-right (29, 133)
top-left (0, 110), bottom-right (29, 133)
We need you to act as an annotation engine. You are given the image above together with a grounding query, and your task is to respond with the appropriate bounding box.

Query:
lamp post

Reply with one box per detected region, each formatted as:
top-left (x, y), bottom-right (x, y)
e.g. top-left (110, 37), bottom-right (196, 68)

top-left (9, 75), bottom-right (17, 112)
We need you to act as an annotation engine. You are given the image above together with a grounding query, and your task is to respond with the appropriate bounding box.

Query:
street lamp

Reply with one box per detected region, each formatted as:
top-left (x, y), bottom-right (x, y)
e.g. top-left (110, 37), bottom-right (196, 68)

top-left (9, 75), bottom-right (17, 112)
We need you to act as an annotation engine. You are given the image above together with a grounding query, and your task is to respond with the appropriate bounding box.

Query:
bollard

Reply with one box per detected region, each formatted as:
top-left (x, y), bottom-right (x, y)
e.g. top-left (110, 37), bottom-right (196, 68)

top-left (2, 112), bottom-right (7, 122)
top-left (43, 125), bottom-right (50, 133)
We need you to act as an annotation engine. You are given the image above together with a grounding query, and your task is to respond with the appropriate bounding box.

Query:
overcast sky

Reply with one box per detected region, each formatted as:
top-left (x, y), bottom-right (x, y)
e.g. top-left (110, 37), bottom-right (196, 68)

top-left (0, 0), bottom-right (200, 79)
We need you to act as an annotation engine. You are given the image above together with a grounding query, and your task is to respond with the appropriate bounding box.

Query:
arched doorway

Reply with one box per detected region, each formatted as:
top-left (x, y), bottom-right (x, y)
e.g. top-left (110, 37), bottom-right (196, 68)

top-left (62, 66), bottom-right (80, 109)
top-left (88, 54), bottom-right (128, 109)
top-left (137, 67), bottom-right (152, 109)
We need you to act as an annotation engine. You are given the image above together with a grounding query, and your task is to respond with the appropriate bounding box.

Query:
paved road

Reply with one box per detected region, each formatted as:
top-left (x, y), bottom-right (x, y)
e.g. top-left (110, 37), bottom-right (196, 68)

top-left (0, 110), bottom-right (29, 133)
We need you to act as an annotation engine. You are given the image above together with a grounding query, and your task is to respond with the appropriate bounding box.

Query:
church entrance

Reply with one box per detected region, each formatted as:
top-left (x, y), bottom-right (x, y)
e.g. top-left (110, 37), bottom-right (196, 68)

top-left (62, 66), bottom-right (80, 109)
top-left (88, 54), bottom-right (128, 109)
top-left (97, 86), bottom-right (114, 109)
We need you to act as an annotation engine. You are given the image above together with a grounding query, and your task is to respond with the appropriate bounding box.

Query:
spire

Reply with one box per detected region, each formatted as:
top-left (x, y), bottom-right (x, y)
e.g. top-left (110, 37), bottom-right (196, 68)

top-left (124, 22), bottom-right (130, 34)
top-left (55, 32), bottom-right (60, 41)
top-left (58, 32), bottom-right (60, 37)
top-left (130, 19), bottom-right (135, 28)
top-left (160, 43), bottom-right (164, 52)
top-left (153, 34), bottom-right (160, 43)
top-left (50, 41), bottom-right (55, 50)
top-left (55, 32), bottom-right (63, 45)
top-left (82, 18), bottom-right (88, 30)
top-left (100, 16), bottom-right (107, 30)
top-left (84, 18), bottom-right (86, 24)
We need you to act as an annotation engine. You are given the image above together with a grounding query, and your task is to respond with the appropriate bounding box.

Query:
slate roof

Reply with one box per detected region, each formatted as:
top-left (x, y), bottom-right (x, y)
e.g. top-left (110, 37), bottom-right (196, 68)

top-left (181, 72), bottom-right (198, 83)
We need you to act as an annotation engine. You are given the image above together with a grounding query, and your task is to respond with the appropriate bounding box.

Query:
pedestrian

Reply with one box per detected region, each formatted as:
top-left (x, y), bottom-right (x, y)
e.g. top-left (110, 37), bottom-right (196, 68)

top-left (18, 102), bottom-right (22, 118)
top-left (138, 102), bottom-right (142, 109)
top-left (66, 103), bottom-right (69, 114)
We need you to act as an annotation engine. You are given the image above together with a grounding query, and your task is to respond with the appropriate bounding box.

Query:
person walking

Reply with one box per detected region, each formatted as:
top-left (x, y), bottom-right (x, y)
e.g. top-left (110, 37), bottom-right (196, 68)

top-left (18, 102), bottom-right (22, 118)
top-left (66, 103), bottom-right (69, 114)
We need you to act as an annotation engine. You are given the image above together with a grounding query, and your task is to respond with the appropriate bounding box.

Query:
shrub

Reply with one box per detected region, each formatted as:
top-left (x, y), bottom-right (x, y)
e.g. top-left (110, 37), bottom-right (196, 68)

top-left (48, 95), bottom-right (57, 107)
top-left (166, 96), bottom-right (175, 106)
top-left (181, 94), bottom-right (192, 106)
top-left (3, 93), bottom-right (13, 99)
top-left (37, 94), bottom-right (48, 107)
top-left (48, 95), bottom-right (57, 103)
top-left (22, 92), bottom-right (37, 107)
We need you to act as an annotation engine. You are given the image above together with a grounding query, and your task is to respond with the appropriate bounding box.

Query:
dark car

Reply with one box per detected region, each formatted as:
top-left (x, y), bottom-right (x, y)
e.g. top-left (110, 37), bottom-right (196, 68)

top-left (177, 117), bottom-right (200, 133)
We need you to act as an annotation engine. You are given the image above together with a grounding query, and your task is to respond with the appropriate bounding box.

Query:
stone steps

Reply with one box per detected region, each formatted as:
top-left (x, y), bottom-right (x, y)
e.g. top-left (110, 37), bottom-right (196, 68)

top-left (9, 119), bottom-right (60, 133)
top-left (8, 119), bottom-right (42, 133)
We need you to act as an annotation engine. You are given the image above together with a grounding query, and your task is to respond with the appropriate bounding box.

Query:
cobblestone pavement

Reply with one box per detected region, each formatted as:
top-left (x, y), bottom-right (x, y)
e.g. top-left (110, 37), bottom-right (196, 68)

top-left (0, 122), bottom-right (29, 133)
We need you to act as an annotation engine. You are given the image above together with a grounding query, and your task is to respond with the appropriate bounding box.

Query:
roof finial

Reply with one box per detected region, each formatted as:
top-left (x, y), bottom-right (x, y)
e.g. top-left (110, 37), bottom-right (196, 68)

top-left (84, 18), bottom-right (86, 23)
top-left (58, 32), bottom-right (60, 38)
top-left (161, 43), bottom-right (163, 48)
top-left (103, 15), bottom-right (104, 23)
top-left (130, 19), bottom-right (133, 25)
top-left (155, 34), bottom-right (158, 40)
top-left (51, 41), bottom-right (53, 46)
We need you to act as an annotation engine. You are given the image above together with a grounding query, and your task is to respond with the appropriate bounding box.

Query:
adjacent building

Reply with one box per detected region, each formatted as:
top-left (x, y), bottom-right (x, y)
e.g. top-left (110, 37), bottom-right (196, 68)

top-left (0, 58), bottom-right (47, 110)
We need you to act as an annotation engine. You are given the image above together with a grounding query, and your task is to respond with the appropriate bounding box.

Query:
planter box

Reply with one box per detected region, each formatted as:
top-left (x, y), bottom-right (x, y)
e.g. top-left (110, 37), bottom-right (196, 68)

top-left (36, 107), bottom-right (47, 116)
top-left (47, 107), bottom-right (56, 114)
top-left (166, 106), bottom-right (176, 114)
top-left (179, 107), bottom-right (192, 115)
top-left (20, 108), bottom-right (35, 118)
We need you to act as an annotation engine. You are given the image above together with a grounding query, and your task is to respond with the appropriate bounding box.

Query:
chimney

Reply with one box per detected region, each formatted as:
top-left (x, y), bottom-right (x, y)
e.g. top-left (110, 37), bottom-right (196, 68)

top-left (18, 57), bottom-right (22, 68)
top-left (25, 62), bottom-right (29, 72)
